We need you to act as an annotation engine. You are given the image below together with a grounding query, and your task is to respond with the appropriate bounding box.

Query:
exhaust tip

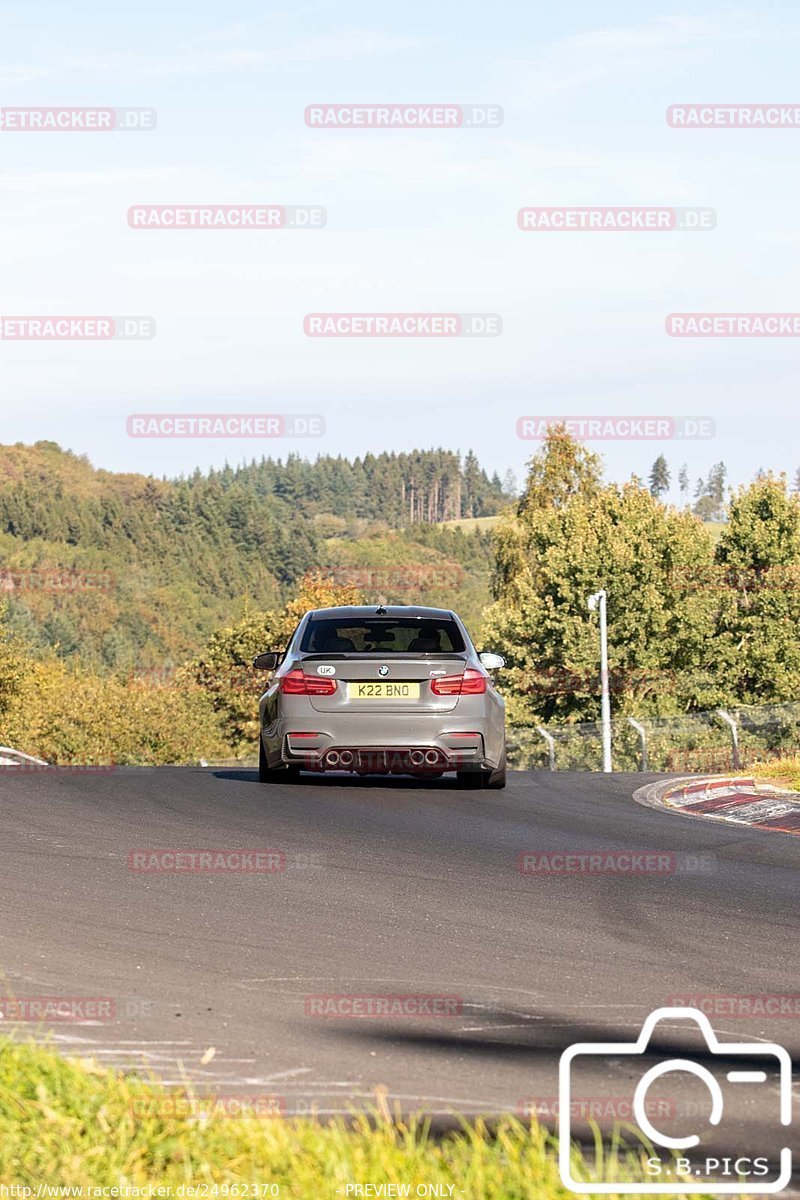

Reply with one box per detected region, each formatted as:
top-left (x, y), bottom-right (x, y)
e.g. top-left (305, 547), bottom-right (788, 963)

top-left (339, 750), bottom-right (354, 767)
top-left (409, 750), bottom-right (425, 766)
top-left (325, 750), bottom-right (340, 767)
top-left (424, 749), bottom-right (441, 765)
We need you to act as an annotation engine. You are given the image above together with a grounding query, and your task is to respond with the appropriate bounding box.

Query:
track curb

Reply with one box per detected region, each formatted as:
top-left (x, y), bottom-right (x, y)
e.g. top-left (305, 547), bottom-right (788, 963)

top-left (633, 775), bottom-right (800, 837)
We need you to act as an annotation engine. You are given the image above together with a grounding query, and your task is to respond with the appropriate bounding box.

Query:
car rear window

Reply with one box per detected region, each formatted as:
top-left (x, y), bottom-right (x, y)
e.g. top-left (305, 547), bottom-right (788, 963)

top-left (301, 618), bottom-right (465, 654)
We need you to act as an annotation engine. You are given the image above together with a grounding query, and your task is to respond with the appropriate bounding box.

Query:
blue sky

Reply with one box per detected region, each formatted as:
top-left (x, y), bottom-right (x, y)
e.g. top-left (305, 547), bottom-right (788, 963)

top-left (2, 1), bottom-right (800, 500)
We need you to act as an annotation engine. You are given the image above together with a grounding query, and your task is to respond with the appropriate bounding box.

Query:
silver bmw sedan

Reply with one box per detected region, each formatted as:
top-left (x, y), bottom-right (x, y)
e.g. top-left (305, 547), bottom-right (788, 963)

top-left (253, 605), bottom-right (506, 788)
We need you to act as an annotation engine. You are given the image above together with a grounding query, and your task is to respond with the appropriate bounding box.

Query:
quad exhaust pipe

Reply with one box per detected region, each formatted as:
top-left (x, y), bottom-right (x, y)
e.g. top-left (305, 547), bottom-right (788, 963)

top-left (322, 747), bottom-right (447, 772)
top-left (324, 748), bottom-right (355, 768)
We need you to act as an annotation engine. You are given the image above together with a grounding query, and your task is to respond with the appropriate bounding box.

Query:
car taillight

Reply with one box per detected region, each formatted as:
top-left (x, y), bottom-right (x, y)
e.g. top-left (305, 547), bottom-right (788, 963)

top-left (430, 668), bottom-right (487, 696)
top-left (280, 669), bottom-right (337, 696)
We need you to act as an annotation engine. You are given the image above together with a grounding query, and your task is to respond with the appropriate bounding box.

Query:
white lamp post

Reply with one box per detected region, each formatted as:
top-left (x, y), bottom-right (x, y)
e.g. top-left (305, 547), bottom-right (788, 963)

top-left (587, 589), bottom-right (612, 773)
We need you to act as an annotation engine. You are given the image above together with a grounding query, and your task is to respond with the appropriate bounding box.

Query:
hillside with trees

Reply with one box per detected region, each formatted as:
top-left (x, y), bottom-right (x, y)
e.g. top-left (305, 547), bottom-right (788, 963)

top-left (0, 442), bottom-right (506, 668)
top-left (2, 432), bottom-right (799, 768)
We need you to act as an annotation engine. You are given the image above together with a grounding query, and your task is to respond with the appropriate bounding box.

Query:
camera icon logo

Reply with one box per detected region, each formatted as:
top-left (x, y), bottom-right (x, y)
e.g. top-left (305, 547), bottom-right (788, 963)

top-left (558, 1006), bottom-right (792, 1194)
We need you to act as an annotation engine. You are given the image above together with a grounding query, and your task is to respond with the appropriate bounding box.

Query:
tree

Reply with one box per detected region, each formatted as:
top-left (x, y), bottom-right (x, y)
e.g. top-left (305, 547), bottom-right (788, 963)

top-left (186, 572), bottom-right (364, 748)
top-left (678, 464), bottom-right (690, 507)
top-left (649, 455), bottom-right (670, 500)
top-left (693, 462), bottom-right (727, 522)
top-left (712, 475), bottom-right (800, 702)
top-left (517, 425), bottom-right (602, 516)
top-left (491, 428), bottom-right (602, 600)
top-left (708, 462), bottom-right (727, 505)
top-left (0, 601), bottom-right (25, 719)
top-left (502, 469), bottom-right (518, 498)
top-left (462, 451), bottom-right (483, 517)
top-left (484, 432), bottom-right (715, 724)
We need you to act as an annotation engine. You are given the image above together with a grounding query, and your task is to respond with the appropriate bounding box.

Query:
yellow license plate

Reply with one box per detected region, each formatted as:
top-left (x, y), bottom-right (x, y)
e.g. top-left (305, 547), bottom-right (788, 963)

top-left (348, 682), bottom-right (421, 700)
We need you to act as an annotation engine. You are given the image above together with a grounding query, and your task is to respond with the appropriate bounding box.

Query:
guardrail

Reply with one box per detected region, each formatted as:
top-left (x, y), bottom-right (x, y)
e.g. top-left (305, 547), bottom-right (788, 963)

top-left (0, 746), bottom-right (49, 767)
top-left (507, 701), bottom-right (800, 773)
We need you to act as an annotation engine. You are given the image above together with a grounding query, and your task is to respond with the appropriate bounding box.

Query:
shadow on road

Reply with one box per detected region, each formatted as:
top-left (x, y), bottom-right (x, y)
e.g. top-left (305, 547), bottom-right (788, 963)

top-left (212, 769), bottom-right (465, 790)
top-left (325, 1003), bottom-right (800, 1062)
top-left (324, 1006), bottom-right (798, 1181)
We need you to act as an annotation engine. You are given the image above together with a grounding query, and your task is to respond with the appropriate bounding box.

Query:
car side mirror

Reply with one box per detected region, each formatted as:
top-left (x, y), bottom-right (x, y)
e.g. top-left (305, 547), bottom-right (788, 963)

top-left (253, 652), bottom-right (280, 671)
top-left (479, 652), bottom-right (505, 670)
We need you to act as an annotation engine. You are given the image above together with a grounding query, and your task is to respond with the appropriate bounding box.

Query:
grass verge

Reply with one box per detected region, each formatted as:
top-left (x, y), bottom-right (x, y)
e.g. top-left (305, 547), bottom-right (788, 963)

top-left (0, 1039), bottom-right (718, 1198)
top-left (749, 755), bottom-right (800, 791)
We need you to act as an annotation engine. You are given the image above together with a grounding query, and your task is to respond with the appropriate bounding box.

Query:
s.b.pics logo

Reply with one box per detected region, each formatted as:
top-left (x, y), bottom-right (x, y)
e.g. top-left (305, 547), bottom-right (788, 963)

top-left (558, 1007), bottom-right (792, 1193)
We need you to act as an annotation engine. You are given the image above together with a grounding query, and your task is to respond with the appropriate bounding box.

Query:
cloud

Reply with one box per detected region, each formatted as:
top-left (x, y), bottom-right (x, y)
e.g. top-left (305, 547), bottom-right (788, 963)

top-left (63, 29), bottom-right (419, 77)
top-left (566, 13), bottom-right (768, 52)
top-left (502, 12), bottom-right (779, 102)
top-left (0, 64), bottom-right (48, 88)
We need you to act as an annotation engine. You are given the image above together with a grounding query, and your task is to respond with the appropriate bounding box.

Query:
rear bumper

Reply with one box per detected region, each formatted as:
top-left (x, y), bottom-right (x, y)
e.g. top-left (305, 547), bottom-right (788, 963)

top-left (293, 744), bottom-right (475, 774)
top-left (263, 717), bottom-right (498, 774)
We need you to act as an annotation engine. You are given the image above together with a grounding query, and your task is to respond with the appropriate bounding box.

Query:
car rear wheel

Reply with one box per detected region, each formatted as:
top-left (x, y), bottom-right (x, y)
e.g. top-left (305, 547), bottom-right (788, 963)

top-left (258, 738), bottom-right (274, 782)
top-left (457, 746), bottom-right (506, 790)
top-left (259, 738), bottom-right (300, 784)
top-left (484, 749), bottom-right (507, 789)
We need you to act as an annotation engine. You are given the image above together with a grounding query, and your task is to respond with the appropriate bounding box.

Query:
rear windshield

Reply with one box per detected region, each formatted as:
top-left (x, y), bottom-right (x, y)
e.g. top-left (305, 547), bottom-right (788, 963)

top-left (301, 617), bottom-right (466, 654)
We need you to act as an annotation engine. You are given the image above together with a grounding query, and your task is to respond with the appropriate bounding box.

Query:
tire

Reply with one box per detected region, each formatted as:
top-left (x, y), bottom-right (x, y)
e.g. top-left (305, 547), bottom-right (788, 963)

top-left (258, 738), bottom-right (300, 784)
top-left (457, 746), bottom-right (506, 790)
top-left (484, 747), bottom-right (507, 790)
top-left (258, 737), bottom-right (273, 782)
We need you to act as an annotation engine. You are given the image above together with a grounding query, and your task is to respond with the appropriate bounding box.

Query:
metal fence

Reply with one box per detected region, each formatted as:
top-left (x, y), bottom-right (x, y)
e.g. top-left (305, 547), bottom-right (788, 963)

top-left (507, 702), bottom-right (800, 773)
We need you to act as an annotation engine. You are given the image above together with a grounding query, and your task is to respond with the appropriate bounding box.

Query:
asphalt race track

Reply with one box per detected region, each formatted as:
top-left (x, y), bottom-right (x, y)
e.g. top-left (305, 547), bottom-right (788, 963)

top-left (1, 766), bottom-right (798, 1177)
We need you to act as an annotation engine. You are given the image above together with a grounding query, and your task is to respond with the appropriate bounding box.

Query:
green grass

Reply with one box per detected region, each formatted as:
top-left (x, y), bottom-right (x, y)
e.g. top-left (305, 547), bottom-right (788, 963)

top-left (749, 755), bottom-right (800, 791)
top-left (0, 1040), bottom-right (718, 1197)
top-left (437, 515), bottom-right (502, 532)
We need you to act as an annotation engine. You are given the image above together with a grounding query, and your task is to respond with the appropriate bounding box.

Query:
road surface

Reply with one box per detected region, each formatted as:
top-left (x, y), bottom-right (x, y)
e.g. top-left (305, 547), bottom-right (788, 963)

top-left (1, 766), bottom-right (797, 1177)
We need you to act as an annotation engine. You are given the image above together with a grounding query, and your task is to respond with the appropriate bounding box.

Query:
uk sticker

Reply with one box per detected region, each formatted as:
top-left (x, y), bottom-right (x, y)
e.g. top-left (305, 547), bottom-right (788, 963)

top-left (316, 664), bottom-right (336, 675)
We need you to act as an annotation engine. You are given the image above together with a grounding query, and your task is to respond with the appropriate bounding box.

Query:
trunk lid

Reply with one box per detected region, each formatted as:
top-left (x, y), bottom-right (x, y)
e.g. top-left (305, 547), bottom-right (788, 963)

top-left (298, 653), bottom-right (467, 714)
